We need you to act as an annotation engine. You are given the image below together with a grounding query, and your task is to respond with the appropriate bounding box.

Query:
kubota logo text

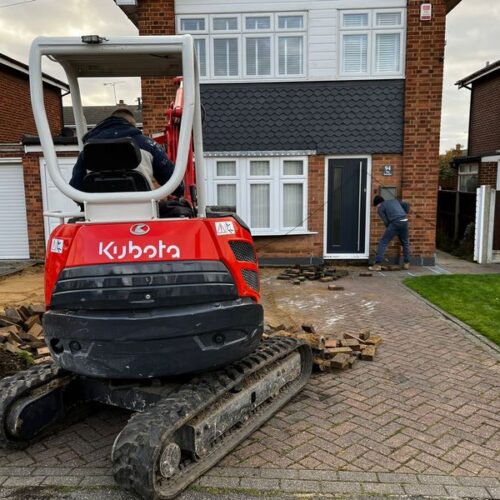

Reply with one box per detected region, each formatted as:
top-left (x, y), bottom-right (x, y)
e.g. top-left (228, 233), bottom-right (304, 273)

top-left (98, 240), bottom-right (181, 260)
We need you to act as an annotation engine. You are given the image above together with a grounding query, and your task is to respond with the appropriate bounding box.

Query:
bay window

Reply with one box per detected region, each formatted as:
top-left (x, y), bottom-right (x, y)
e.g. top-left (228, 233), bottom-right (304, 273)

top-left (207, 157), bottom-right (308, 235)
top-left (339, 9), bottom-right (405, 78)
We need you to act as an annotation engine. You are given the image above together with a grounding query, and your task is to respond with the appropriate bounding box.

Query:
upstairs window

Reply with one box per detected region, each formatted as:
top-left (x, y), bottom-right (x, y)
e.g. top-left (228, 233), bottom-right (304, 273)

top-left (339, 9), bottom-right (405, 78)
top-left (178, 13), bottom-right (306, 80)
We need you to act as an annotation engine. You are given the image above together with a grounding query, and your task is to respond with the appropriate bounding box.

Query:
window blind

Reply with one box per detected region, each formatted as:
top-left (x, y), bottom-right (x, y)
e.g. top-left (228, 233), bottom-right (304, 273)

top-left (214, 38), bottom-right (239, 76)
top-left (375, 33), bottom-right (400, 73)
top-left (278, 36), bottom-right (303, 75)
top-left (342, 34), bottom-right (368, 73)
top-left (246, 37), bottom-right (271, 76)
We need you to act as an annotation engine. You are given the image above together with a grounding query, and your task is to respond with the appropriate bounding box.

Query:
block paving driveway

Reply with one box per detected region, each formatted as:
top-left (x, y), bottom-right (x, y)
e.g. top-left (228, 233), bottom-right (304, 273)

top-left (0, 264), bottom-right (499, 499)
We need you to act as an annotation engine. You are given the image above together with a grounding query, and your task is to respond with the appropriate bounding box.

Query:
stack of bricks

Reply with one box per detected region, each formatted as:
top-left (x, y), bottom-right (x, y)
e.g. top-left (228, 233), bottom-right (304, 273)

top-left (264, 323), bottom-right (383, 371)
top-left (0, 304), bottom-right (51, 365)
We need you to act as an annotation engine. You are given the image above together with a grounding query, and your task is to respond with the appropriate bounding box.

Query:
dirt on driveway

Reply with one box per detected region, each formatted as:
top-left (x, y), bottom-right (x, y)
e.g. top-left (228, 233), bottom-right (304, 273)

top-left (0, 265), bottom-right (45, 307)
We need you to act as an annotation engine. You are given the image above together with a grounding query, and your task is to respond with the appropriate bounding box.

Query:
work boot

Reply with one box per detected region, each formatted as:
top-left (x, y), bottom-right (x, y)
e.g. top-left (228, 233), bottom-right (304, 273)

top-left (403, 262), bottom-right (410, 270)
top-left (368, 264), bottom-right (382, 272)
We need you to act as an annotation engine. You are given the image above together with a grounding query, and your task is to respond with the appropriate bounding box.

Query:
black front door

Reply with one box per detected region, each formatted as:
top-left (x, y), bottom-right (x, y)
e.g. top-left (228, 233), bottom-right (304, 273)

top-left (326, 158), bottom-right (367, 255)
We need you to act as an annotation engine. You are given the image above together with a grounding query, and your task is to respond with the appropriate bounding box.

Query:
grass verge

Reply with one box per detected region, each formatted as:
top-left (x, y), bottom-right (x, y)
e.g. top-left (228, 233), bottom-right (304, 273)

top-left (404, 274), bottom-right (500, 346)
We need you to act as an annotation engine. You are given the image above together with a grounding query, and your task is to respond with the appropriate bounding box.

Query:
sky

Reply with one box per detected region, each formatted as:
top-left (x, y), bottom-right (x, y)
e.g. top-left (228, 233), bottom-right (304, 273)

top-left (0, 0), bottom-right (499, 153)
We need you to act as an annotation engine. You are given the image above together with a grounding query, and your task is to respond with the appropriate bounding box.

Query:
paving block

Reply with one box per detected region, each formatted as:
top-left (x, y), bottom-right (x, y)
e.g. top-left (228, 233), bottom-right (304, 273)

top-left (361, 345), bottom-right (376, 360)
top-left (328, 284), bottom-right (345, 291)
top-left (445, 485), bottom-right (492, 498)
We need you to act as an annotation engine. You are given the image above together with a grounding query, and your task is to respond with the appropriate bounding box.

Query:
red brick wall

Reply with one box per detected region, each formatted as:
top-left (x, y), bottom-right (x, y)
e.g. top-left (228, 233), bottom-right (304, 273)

top-left (469, 73), bottom-right (500, 157)
top-left (479, 162), bottom-right (498, 187)
top-left (137, 0), bottom-right (177, 135)
top-left (402, 0), bottom-right (447, 262)
top-left (370, 155), bottom-right (404, 260)
top-left (0, 68), bottom-right (62, 143)
top-left (22, 153), bottom-right (46, 260)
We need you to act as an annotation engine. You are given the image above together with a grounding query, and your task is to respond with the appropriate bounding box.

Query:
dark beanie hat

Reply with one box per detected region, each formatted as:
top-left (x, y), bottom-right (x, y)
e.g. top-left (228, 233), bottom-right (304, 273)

top-left (373, 195), bottom-right (384, 206)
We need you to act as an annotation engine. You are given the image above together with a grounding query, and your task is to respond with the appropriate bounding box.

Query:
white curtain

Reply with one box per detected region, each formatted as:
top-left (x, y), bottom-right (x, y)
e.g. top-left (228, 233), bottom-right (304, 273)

top-left (216, 161), bottom-right (236, 177)
top-left (283, 184), bottom-right (303, 227)
top-left (250, 160), bottom-right (270, 176)
top-left (375, 33), bottom-right (400, 73)
top-left (217, 184), bottom-right (236, 207)
top-left (246, 37), bottom-right (271, 76)
top-left (342, 34), bottom-right (368, 73)
top-left (214, 38), bottom-right (238, 76)
top-left (250, 184), bottom-right (270, 228)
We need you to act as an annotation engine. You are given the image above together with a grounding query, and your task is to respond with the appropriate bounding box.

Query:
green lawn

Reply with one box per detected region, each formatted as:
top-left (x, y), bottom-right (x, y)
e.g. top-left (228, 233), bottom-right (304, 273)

top-left (404, 274), bottom-right (500, 346)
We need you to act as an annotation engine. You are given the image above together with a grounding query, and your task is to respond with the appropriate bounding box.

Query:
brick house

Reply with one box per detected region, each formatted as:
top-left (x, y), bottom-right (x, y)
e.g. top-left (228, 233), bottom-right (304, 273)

top-left (0, 53), bottom-right (71, 260)
top-left (452, 59), bottom-right (500, 263)
top-left (115, 0), bottom-right (462, 265)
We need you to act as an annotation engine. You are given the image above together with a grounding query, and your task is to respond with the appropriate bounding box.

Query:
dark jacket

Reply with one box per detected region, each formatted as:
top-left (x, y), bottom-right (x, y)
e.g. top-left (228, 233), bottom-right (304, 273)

top-left (69, 117), bottom-right (182, 196)
top-left (377, 199), bottom-right (410, 227)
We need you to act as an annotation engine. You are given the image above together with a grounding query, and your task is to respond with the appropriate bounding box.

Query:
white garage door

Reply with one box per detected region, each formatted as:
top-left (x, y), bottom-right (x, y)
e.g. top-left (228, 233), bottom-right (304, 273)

top-left (40, 158), bottom-right (79, 242)
top-left (0, 160), bottom-right (30, 259)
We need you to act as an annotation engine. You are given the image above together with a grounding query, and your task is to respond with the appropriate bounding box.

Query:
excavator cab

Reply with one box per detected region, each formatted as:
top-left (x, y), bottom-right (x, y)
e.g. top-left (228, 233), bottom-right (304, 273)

top-left (0, 35), bottom-right (312, 499)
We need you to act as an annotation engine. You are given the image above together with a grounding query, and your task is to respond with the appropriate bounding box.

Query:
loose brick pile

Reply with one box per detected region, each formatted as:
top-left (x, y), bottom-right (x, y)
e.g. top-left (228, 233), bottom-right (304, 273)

top-left (277, 265), bottom-right (349, 286)
top-left (264, 323), bottom-right (382, 371)
top-left (0, 304), bottom-right (51, 365)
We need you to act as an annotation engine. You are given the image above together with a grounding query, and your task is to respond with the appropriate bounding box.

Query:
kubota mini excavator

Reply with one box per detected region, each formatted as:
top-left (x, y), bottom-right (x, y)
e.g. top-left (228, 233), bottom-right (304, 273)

top-left (0, 35), bottom-right (312, 499)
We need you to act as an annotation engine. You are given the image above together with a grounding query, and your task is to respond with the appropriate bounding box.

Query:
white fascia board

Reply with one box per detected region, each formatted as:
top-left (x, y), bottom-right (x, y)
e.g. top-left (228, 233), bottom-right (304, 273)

top-left (482, 155), bottom-right (500, 162)
top-left (24, 145), bottom-right (80, 154)
top-left (204, 150), bottom-right (316, 158)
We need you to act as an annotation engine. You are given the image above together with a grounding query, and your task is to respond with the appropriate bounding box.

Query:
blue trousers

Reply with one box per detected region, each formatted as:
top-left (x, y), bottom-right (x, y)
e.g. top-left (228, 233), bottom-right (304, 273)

top-left (375, 220), bottom-right (411, 264)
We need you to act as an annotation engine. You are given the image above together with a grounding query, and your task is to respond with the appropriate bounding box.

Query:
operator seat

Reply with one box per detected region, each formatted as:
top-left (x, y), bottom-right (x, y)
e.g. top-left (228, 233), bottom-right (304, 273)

top-left (81, 137), bottom-right (151, 193)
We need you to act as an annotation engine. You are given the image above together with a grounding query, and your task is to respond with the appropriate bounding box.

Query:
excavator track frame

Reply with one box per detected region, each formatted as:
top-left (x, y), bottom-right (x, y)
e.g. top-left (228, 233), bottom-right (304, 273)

top-left (112, 337), bottom-right (312, 499)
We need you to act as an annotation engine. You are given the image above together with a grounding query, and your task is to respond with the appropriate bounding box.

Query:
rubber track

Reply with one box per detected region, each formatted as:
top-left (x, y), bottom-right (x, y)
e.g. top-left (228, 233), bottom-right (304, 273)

top-left (112, 337), bottom-right (312, 499)
top-left (0, 363), bottom-right (67, 449)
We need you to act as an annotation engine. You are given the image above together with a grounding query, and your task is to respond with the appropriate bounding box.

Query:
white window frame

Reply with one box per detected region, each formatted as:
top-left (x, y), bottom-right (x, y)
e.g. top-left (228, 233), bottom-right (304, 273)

top-left (176, 11), bottom-right (307, 82)
top-left (243, 33), bottom-right (274, 78)
top-left (458, 164), bottom-right (479, 193)
top-left (178, 15), bottom-right (209, 34)
top-left (207, 156), bottom-right (308, 235)
top-left (211, 35), bottom-right (241, 78)
top-left (243, 14), bottom-right (273, 32)
top-left (339, 8), bottom-right (405, 79)
top-left (210, 14), bottom-right (241, 33)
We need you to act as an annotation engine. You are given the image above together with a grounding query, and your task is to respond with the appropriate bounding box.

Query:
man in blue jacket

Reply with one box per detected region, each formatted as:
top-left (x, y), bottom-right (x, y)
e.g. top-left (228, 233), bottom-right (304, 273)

top-left (69, 108), bottom-right (182, 196)
top-left (369, 195), bottom-right (411, 271)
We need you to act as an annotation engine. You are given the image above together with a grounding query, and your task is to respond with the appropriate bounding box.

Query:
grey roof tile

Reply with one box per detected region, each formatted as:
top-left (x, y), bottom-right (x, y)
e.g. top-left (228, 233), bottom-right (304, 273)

top-left (200, 80), bottom-right (404, 154)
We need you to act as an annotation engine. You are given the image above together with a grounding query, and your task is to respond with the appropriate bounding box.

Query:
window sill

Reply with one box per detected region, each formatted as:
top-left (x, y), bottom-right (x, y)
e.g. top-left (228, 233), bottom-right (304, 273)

top-left (252, 231), bottom-right (318, 237)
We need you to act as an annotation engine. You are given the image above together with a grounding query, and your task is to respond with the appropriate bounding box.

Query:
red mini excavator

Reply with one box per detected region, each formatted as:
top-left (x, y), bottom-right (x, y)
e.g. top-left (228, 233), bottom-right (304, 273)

top-left (0, 36), bottom-right (312, 499)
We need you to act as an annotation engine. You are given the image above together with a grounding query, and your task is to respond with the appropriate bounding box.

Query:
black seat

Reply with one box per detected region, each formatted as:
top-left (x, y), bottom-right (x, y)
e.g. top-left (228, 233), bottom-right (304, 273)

top-left (81, 137), bottom-right (151, 193)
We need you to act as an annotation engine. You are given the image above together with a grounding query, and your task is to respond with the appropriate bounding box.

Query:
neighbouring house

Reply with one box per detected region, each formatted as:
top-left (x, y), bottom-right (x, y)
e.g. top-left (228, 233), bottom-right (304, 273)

top-left (453, 59), bottom-right (500, 263)
top-left (115, 0), bottom-right (462, 265)
top-left (62, 101), bottom-right (143, 131)
top-left (0, 53), bottom-right (73, 260)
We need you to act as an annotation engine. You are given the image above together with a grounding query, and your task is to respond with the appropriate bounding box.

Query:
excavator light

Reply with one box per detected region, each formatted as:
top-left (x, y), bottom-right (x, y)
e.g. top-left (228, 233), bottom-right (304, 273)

top-left (81, 35), bottom-right (105, 44)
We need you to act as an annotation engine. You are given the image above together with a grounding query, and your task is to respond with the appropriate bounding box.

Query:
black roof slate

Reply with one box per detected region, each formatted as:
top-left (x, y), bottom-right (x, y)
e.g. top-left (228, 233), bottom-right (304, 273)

top-left (200, 80), bottom-right (404, 154)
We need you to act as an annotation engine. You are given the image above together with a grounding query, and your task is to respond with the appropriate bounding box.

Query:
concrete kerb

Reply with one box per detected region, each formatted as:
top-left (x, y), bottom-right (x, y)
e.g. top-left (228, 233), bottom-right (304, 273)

top-left (402, 283), bottom-right (500, 359)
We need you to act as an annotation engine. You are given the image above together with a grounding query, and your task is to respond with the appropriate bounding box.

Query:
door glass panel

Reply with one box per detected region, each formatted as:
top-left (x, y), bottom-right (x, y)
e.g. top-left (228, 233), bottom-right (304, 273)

top-left (250, 160), bottom-right (270, 176)
top-left (283, 184), bottom-right (303, 227)
top-left (217, 184), bottom-right (236, 207)
top-left (250, 184), bottom-right (270, 228)
top-left (331, 167), bottom-right (342, 245)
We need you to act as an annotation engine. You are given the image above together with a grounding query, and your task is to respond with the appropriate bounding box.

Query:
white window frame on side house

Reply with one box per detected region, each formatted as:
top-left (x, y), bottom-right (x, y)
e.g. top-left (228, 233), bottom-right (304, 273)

top-left (206, 156), bottom-right (309, 236)
top-left (177, 12), bottom-right (306, 81)
top-left (458, 164), bottom-right (479, 193)
top-left (339, 8), bottom-right (405, 79)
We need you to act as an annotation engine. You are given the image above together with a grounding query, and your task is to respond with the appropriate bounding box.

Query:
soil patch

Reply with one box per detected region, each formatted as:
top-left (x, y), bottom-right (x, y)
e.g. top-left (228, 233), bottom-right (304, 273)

top-left (0, 349), bottom-right (30, 379)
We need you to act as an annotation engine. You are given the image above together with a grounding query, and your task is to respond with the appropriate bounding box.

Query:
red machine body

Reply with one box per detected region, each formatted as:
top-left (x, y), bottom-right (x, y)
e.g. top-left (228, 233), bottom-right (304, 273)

top-left (45, 217), bottom-right (260, 308)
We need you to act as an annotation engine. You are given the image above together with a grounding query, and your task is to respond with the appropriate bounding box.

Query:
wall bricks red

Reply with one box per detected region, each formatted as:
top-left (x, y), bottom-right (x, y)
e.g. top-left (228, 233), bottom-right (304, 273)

top-left (402, 0), bottom-right (447, 262)
top-left (469, 73), bottom-right (500, 156)
top-left (479, 162), bottom-right (498, 187)
top-left (137, 0), bottom-right (177, 135)
top-left (0, 67), bottom-right (62, 143)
